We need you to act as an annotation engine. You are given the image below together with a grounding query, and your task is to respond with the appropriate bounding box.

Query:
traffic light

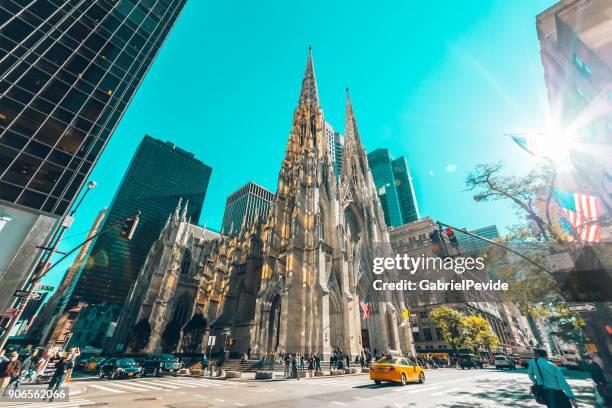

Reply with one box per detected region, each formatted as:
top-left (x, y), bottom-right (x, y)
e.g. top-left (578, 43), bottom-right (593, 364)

top-left (225, 338), bottom-right (236, 346)
top-left (429, 230), bottom-right (443, 256)
top-left (119, 211), bottom-right (140, 240)
top-left (445, 227), bottom-right (458, 244)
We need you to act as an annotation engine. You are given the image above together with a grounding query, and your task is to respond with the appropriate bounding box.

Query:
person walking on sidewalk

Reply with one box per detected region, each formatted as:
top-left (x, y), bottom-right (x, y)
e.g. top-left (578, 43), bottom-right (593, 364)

top-left (291, 355), bottom-right (299, 380)
top-left (528, 348), bottom-right (578, 408)
top-left (0, 351), bottom-right (21, 396)
top-left (43, 352), bottom-right (73, 402)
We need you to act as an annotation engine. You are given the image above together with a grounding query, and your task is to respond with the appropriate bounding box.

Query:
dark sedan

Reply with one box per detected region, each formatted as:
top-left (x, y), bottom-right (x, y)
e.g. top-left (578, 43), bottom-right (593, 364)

top-left (98, 358), bottom-right (142, 380)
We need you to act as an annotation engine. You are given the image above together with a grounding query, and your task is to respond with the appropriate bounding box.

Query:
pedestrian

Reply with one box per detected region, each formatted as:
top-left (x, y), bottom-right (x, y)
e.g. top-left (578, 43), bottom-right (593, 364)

top-left (0, 351), bottom-right (21, 396)
top-left (308, 355), bottom-right (314, 377)
top-left (284, 354), bottom-right (291, 379)
top-left (528, 348), bottom-right (578, 408)
top-left (240, 353), bottom-right (247, 366)
top-left (0, 350), bottom-right (7, 363)
top-left (291, 355), bottom-right (299, 380)
top-left (315, 353), bottom-right (321, 372)
top-left (359, 353), bottom-right (365, 369)
top-left (585, 354), bottom-right (607, 387)
top-left (43, 352), bottom-right (74, 402)
top-left (247, 347), bottom-right (252, 360)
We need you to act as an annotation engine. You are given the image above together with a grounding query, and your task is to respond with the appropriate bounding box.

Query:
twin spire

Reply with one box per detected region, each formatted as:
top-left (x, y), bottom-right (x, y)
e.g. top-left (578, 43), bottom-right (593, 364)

top-left (297, 47), bottom-right (320, 110)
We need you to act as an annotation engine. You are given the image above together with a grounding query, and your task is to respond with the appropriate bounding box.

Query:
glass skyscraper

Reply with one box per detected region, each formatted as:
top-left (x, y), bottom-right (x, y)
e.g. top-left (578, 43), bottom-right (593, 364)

top-left (367, 148), bottom-right (420, 227)
top-left (0, 0), bottom-right (187, 314)
top-left (67, 136), bottom-right (211, 307)
top-left (221, 181), bottom-right (274, 236)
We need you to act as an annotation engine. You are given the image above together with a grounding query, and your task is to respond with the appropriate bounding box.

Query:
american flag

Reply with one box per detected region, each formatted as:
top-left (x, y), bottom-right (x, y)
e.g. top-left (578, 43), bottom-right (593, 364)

top-left (359, 297), bottom-right (371, 319)
top-left (510, 134), bottom-right (548, 157)
top-left (554, 189), bottom-right (602, 243)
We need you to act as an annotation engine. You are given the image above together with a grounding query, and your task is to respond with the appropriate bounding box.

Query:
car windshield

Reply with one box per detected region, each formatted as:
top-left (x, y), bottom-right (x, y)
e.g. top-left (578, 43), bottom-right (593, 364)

top-left (375, 356), bottom-right (398, 364)
top-left (117, 358), bottom-right (136, 367)
top-left (495, 356), bottom-right (506, 360)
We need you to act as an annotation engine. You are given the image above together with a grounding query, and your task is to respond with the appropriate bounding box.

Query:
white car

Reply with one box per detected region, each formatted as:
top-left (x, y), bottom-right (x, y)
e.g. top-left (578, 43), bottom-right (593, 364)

top-left (494, 355), bottom-right (515, 370)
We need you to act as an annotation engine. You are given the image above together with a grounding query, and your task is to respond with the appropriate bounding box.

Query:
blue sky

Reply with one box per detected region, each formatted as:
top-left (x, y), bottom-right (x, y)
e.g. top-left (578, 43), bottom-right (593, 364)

top-left (43, 0), bottom-right (556, 287)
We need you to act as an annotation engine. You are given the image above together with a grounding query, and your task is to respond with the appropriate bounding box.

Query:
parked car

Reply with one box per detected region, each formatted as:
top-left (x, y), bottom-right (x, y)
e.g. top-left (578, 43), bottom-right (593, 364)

top-left (142, 354), bottom-right (182, 377)
top-left (370, 356), bottom-right (425, 385)
top-left (458, 354), bottom-right (484, 369)
top-left (98, 358), bottom-right (142, 380)
top-left (494, 355), bottom-right (516, 370)
top-left (83, 357), bottom-right (106, 373)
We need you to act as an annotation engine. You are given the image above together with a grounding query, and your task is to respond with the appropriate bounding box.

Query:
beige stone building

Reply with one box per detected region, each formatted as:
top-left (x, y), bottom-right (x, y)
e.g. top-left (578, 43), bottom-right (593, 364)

top-left (111, 50), bottom-right (415, 358)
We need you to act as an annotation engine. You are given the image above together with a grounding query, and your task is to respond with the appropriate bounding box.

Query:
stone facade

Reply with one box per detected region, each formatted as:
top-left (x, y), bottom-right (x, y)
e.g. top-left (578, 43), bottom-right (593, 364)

top-left (112, 50), bottom-right (414, 358)
top-left (207, 51), bottom-right (413, 358)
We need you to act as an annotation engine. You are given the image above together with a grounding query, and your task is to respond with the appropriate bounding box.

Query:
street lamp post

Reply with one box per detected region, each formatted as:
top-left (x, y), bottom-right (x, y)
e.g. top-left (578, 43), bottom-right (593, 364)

top-left (0, 181), bottom-right (97, 351)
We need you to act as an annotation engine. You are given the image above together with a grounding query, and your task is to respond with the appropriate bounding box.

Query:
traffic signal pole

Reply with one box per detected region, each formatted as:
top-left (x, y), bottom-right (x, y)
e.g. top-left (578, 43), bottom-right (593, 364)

top-left (0, 211), bottom-right (140, 351)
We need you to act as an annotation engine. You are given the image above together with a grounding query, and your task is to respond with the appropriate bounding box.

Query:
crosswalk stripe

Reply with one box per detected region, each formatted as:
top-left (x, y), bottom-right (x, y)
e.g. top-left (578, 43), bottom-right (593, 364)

top-left (130, 380), bottom-right (167, 390)
top-left (107, 382), bottom-right (150, 392)
top-left (184, 379), bottom-right (227, 387)
top-left (86, 383), bottom-right (126, 394)
top-left (144, 380), bottom-right (180, 389)
top-left (161, 380), bottom-right (199, 388)
top-left (405, 385), bottom-right (443, 394)
top-left (430, 387), bottom-right (460, 397)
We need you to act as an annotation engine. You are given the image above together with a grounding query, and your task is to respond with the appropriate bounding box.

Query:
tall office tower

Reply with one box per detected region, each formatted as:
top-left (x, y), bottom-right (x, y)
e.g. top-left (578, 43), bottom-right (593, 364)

top-left (536, 0), bottom-right (612, 228)
top-left (67, 136), bottom-right (211, 307)
top-left (221, 181), bottom-right (274, 236)
top-left (28, 208), bottom-right (107, 344)
top-left (367, 148), bottom-right (419, 227)
top-left (0, 0), bottom-right (188, 314)
top-left (456, 225), bottom-right (500, 256)
top-left (323, 121), bottom-right (344, 179)
top-left (392, 156), bottom-right (419, 224)
top-left (333, 131), bottom-right (344, 178)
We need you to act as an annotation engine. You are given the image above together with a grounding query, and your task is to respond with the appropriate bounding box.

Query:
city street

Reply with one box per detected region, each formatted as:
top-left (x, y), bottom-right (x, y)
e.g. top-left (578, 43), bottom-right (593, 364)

top-left (0, 368), bottom-right (597, 408)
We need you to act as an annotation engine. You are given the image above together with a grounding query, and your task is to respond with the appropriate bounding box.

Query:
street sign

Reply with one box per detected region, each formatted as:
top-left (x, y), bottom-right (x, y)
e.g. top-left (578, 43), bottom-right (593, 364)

top-left (33, 283), bottom-right (54, 292)
top-left (14, 290), bottom-right (41, 300)
top-left (567, 303), bottom-right (596, 312)
top-left (208, 336), bottom-right (216, 346)
top-left (546, 252), bottom-right (575, 271)
top-left (1, 308), bottom-right (18, 318)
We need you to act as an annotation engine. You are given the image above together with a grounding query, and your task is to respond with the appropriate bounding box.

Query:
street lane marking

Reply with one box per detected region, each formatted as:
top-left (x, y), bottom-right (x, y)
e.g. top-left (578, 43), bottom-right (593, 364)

top-left (233, 403), bottom-right (246, 407)
top-left (0, 398), bottom-right (93, 408)
top-left (87, 383), bottom-right (126, 393)
top-left (353, 396), bottom-right (369, 400)
top-left (215, 398), bottom-right (225, 402)
top-left (405, 385), bottom-right (443, 394)
top-left (144, 379), bottom-right (180, 389)
top-left (431, 387), bottom-right (460, 397)
top-left (193, 394), bottom-right (207, 399)
top-left (330, 403), bottom-right (348, 406)
top-left (131, 380), bottom-right (166, 390)
top-left (109, 382), bottom-right (152, 392)
top-left (161, 379), bottom-right (199, 388)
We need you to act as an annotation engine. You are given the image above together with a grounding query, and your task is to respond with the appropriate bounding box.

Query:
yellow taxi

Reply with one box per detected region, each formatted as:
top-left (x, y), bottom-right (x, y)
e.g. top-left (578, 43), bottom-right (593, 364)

top-left (370, 356), bottom-right (425, 385)
top-left (83, 357), bottom-right (106, 373)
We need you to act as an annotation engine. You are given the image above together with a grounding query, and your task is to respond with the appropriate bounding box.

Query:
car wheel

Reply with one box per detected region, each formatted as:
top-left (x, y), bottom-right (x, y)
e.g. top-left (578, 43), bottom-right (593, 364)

top-left (400, 374), bottom-right (407, 386)
top-left (98, 371), bottom-right (105, 379)
top-left (418, 372), bottom-right (425, 384)
top-left (374, 380), bottom-right (381, 385)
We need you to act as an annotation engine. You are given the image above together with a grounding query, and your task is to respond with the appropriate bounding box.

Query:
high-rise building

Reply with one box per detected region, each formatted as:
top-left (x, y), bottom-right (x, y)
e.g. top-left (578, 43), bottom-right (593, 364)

top-left (0, 0), bottom-right (188, 314)
top-left (367, 148), bottom-right (419, 227)
top-left (323, 121), bottom-right (344, 178)
top-left (67, 136), bottom-right (211, 307)
top-left (536, 0), bottom-right (612, 221)
top-left (221, 181), bottom-right (274, 236)
top-left (392, 156), bottom-right (419, 224)
top-left (456, 225), bottom-right (500, 256)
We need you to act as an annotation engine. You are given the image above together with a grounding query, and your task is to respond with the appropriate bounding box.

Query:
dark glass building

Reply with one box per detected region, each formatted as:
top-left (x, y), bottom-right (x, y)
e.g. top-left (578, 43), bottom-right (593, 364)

top-left (367, 148), bottom-right (420, 227)
top-left (67, 136), bottom-right (211, 307)
top-left (0, 0), bottom-right (187, 313)
top-left (221, 181), bottom-right (274, 236)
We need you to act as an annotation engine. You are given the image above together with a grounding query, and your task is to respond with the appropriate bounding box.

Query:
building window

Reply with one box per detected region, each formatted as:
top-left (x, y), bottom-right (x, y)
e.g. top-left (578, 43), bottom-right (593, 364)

top-left (573, 53), bottom-right (592, 78)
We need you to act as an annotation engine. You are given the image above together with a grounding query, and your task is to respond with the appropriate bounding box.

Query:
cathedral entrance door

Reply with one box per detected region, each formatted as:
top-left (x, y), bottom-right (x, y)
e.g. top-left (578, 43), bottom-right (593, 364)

top-left (267, 295), bottom-right (282, 352)
top-left (361, 329), bottom-right (370, 350)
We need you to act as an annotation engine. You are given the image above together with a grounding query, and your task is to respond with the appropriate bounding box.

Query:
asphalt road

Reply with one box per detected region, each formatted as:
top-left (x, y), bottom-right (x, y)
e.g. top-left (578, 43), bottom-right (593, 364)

top-left (0, 367), bottom-right (596, 408)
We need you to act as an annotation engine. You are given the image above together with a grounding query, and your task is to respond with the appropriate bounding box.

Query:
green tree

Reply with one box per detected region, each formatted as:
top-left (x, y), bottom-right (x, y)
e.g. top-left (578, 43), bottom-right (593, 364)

top-left (429, 306), bottom-right (467, 355)
top-left (128, 319), bottom-right (151, 353)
